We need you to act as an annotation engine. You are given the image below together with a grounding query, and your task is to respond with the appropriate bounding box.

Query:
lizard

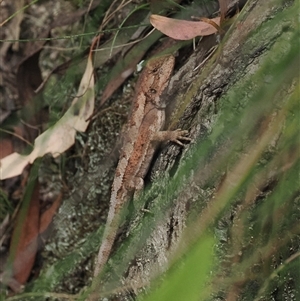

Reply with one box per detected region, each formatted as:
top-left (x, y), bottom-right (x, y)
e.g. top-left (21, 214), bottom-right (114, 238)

top-left (93, 54), bottom-right (190, 278)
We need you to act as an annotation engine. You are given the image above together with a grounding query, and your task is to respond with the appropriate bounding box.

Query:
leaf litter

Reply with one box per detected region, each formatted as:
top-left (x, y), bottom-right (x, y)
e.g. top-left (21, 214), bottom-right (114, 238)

top-left (0, 49), bottom-right (95, 180)
top-left (150, 15), bottom-right (221, 40)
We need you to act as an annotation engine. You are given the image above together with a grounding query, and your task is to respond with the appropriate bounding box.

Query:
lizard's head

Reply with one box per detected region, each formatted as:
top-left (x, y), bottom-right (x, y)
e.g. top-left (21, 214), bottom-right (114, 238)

top-left (145, 55), bottom-right (175, 108)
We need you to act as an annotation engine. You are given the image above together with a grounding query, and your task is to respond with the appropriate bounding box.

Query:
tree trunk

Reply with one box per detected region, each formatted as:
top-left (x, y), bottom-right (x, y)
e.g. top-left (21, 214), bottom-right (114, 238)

top-left (118, 1), bottom-right (299, 300)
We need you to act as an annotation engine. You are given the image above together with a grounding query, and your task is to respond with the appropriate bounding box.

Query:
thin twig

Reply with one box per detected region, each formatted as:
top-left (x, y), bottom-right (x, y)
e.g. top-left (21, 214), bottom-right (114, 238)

top-left (0, 128), bottom-right (33, 147)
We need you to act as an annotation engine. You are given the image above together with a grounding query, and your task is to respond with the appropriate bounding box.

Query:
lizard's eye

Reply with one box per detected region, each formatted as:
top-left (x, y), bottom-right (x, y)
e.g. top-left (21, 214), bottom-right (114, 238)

top-left (152, 67), bottom-right (158, 73)
top-left (150, 88), bottom-right (157, 94)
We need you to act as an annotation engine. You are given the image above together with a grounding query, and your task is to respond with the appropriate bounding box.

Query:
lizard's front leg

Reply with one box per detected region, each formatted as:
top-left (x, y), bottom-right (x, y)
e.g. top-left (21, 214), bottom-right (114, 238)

top-left (152, 129), bottom-right (191, 146)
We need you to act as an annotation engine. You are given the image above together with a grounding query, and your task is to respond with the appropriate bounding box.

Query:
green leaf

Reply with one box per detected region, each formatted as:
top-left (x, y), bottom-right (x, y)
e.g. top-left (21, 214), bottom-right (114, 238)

top-left (140, 233), bottom-right (214, 301)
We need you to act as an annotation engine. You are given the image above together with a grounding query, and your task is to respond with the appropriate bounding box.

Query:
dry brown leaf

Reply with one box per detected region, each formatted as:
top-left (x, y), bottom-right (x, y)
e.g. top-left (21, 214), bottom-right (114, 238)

top-left (150, 14), bottom-right (220, 40)
top-left (10, 182), bottom-right (40, 285)
top-left (0, 54), bottom-right (94, 180)
top-left (0, 138), bottom-right (13, 159)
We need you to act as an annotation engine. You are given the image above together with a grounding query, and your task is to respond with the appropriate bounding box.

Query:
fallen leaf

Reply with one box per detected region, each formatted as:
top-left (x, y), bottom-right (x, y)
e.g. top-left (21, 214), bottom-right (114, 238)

top-left (0, 138), bottom-right (13, 159)
top-left (0, 53), bottom-right (95, 180)
top-left (150, 14), bottom-right (220, 40)
top-left (0, 152), bottom-right (29, 180)
top-left (8, 180), bottom-right (40, 285)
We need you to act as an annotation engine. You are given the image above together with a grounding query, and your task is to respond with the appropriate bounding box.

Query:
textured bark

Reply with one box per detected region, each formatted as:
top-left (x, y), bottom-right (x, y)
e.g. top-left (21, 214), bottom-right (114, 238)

top-left (119, 0), bottom-right (299, 299)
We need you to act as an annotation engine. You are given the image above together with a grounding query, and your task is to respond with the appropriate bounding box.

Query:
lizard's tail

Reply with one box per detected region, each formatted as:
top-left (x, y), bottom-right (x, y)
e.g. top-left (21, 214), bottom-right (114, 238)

top-left (93, 203), bottom-right (122, 277)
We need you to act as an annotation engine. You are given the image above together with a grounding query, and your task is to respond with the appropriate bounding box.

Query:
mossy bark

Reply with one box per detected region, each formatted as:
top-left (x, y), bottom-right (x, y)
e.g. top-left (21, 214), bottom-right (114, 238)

top-left (120, 1), bottom-right (299, 300)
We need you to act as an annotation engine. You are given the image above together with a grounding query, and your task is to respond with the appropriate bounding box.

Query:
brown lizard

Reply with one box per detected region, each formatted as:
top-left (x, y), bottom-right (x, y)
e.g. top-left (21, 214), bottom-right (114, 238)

top-left (93, 54), bottom-right (190, 278)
